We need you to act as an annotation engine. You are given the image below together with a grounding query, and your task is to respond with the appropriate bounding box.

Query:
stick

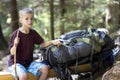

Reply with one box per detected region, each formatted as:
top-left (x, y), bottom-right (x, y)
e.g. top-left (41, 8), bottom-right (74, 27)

top-left (14, 29), bottom-right (20, 80)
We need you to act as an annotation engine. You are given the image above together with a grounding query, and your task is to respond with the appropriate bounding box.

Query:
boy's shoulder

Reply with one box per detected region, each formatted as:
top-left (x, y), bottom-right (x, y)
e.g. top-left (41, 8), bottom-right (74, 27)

top-left (11, 29), bottom-right (38, 36)
top-left (30, 29), bottom-right (38, 34)
top-left (30, 28), bottom-right (35, 32)
top-left (11, 29), bottom-right (19, 36)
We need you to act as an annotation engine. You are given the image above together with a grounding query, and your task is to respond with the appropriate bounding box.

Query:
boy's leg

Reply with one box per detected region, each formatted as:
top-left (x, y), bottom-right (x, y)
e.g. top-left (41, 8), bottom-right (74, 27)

top-left (28, 61), bottom-right (49, 80)
top-left (8, 63), bottom-right (27, 80)
top-left (38, 65), bottom-right (49, 80)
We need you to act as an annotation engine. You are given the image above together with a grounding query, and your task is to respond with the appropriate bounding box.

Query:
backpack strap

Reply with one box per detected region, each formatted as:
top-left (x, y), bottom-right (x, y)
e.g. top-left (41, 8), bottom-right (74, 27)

top-left (52, 64), bottom-right (72, 80)
top-left (52, 66), bottom-right (65, 80)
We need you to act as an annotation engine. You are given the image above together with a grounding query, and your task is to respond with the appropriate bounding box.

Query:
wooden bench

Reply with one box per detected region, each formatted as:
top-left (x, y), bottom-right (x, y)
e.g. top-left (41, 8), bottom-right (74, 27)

top-left (0, 63), bottom-right (95, 80)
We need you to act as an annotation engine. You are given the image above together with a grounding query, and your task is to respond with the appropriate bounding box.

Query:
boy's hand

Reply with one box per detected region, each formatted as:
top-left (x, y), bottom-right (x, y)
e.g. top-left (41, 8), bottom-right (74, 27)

top-left (14, 37), bottom-right (20, 47)
top-left (51, 40), bottom-right (61, 47)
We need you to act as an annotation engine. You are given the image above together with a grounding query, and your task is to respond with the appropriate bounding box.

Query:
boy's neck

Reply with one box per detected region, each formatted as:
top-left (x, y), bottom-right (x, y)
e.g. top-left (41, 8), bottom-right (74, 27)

top-left (20, 26), bottom-right (30, 34)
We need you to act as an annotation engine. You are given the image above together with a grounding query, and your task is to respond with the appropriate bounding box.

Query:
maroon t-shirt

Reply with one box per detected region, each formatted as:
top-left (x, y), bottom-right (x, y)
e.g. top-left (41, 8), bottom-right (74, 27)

top-left (8, 29), bottom-right (44, 68)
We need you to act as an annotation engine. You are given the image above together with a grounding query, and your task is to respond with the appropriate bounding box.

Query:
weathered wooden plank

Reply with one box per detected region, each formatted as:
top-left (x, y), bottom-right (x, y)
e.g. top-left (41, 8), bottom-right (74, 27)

top-left (0, 63), bottom-right (95, 80)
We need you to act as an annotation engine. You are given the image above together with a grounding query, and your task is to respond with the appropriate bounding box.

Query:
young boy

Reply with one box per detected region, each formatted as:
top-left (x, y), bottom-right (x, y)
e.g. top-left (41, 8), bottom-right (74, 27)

top-left (8, 8), bottom-right (61, 80)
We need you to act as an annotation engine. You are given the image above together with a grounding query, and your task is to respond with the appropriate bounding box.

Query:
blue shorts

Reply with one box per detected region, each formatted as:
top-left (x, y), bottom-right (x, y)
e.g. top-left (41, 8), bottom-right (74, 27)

top-left (8, 61), bottom-right (49, 78)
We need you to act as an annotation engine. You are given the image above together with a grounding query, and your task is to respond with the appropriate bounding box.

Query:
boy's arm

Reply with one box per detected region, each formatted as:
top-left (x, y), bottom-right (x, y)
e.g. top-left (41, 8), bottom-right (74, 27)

top-left (41, 40), bottom-right (61, 48)
top-left (10, 37), bottom-right (20, 55)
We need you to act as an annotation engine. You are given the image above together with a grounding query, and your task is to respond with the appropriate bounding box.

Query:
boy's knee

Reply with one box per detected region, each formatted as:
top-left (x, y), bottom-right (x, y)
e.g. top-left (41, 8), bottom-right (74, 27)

top-left (19, 72), bottom-right (27, 80)
top-left (39, 65), bottom-right (49, 73)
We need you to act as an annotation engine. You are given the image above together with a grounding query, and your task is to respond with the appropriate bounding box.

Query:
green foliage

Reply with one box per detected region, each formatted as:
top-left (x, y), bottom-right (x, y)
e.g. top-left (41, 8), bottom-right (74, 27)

top-left (0, 0), bottom-right (119, 44)
top-left (33, 11), bottom-right (51, 41)
top-left (2, 27), bottom-right (12, 42)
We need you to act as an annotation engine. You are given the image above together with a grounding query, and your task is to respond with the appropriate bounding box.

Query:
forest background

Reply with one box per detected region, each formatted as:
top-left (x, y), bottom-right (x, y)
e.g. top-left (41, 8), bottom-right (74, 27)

top-left (0, 0), bottom-right (120, 61)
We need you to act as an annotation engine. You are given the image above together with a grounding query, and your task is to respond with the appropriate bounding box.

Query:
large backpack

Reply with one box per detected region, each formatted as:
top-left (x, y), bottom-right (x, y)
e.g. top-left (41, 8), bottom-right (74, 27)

top-left (43, 28), bottom-right (110, 65)
top-left (41, 28), bottom-right (115, 80)
top-left (44, 42), bottom-right (91, 66)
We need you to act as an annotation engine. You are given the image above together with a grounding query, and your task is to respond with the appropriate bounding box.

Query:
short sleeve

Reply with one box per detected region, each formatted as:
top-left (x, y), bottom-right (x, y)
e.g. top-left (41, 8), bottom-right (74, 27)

top-left (33, 30), bottom-right (44, 45)
top-left (9, 30), bottom-right (18, 50)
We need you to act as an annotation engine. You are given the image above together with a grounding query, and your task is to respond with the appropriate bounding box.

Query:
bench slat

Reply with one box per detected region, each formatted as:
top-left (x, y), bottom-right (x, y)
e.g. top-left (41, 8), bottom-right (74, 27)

top-left (0, 63), bottom-right (95, 80)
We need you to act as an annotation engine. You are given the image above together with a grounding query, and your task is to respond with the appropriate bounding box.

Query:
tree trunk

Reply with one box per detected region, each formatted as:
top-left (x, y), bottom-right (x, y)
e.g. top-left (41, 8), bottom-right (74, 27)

top-left (50, 0), bottom-right (55, 40)
top-left (106, 2), bottom-right (120, 30)
top-left (0, 23), bottom-right (8, 50)
top-left (60, 0), bottom-right (65, 35)
top-left (10, 0), bottom-right (19, 32)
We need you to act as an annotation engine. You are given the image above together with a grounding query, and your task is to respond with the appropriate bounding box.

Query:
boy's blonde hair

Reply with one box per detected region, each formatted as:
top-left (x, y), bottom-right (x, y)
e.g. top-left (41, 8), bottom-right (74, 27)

top-left (19, 8), bottom-right (34, 18)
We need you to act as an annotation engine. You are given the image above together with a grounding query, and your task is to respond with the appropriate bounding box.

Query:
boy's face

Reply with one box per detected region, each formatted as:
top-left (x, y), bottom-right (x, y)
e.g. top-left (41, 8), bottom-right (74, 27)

top-left (19, 13), bottom-right (34, 28)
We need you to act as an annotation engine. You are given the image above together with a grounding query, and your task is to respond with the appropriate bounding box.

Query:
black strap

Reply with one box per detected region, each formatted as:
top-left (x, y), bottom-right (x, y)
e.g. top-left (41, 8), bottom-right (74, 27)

top-left (53, 66), bottom-right (65, 80)
top-left (52, 64), bottom-right (72, 80)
